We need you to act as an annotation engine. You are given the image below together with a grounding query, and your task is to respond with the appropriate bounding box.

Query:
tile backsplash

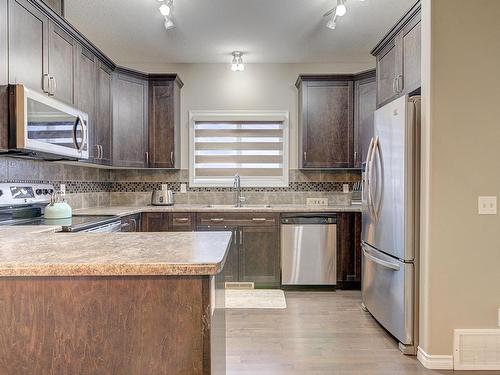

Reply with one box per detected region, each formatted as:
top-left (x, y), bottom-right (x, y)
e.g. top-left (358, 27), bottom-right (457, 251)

top-left (0, 157), bottom-right (361, 209)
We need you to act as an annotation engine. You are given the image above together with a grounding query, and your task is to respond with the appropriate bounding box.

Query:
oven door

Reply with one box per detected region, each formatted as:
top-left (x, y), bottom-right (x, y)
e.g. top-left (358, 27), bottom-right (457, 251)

top-left (11, 85), bottom-right (89, 159)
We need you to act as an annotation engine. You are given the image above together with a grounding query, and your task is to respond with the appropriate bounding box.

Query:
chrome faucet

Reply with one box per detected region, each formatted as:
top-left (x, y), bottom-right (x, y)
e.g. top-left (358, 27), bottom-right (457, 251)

top-left (234, 173), bottom-right (242, 207)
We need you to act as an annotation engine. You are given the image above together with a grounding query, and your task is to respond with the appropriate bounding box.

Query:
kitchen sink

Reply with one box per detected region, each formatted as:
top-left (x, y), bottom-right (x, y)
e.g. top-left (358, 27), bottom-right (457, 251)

top-left (206, 204), bottom-right (272, 209)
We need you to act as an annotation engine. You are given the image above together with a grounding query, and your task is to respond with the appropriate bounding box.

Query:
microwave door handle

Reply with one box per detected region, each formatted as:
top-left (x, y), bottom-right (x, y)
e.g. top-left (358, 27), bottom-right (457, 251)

top-left (73, 116), bottom-right (87, 153)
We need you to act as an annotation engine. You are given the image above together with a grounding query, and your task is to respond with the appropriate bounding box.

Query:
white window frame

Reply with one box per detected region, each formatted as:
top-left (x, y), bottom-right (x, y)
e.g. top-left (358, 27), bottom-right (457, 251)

top-left (189, 110), bottom-right (289, 188)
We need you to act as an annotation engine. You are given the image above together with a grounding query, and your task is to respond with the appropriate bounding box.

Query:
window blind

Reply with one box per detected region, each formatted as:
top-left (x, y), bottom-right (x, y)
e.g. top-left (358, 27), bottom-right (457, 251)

top-left (192, 121), bottom-right (287, 187)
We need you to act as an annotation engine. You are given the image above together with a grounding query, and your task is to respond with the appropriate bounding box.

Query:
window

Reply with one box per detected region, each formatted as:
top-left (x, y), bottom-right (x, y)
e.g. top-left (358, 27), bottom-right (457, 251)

top-left (189, 111), bottom-right (289, 187)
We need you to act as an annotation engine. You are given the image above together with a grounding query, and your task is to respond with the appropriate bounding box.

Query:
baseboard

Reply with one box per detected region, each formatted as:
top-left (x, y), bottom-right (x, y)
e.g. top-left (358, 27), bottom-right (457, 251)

top-left (417, 346), bottom-right (453, 370)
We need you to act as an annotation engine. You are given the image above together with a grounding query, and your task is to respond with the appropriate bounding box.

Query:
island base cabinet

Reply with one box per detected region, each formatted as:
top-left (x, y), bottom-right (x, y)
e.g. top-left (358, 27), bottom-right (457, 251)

top-left (0, 276), bottom-right (225, 375)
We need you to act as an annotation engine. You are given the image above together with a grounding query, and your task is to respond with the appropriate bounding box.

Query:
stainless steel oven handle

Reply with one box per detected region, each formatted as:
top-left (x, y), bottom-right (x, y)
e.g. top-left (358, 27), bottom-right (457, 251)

top-left (363, 247), bottom-right (400, 271)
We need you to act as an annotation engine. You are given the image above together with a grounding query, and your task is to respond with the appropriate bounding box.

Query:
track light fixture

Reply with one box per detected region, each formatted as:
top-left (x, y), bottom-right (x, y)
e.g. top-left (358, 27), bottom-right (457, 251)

top-left (231, 51), bottom-right (245, 72)
top-left (158, 0), bottom-right (175, 31)
top-left (323, 0), bottom-right (366, 30)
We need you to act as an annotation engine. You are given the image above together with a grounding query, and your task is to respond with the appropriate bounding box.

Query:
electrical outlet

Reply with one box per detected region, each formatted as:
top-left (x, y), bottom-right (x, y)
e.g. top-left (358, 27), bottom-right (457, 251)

top-left (478, 196), bottom-right (497, 215)
top-left (306, 198), bottom-right (328, 206)
top-left (60, 184), bottom-right (66, 195)
top-left (161, 184), bottom-right (168, 191)
top-left (180, 183), bottom-right (187, 193)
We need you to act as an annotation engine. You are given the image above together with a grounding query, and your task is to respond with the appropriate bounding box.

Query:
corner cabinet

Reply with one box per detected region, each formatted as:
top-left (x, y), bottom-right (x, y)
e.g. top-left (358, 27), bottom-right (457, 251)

top-left (297, 77), bottom-right (354, 169)
top-left (148, 76), bottom-right (183, 169)
top-left (372, 1), bottom-right (421, 108)
top-left (112, 70), bottom-right (148, 168)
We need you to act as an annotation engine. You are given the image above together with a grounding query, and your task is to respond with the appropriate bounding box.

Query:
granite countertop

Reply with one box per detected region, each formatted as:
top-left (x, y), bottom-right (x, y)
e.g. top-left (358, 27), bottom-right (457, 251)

top-left (74, 203), bottom-right (362, 217)
top-left (0, 227), bottom-right (231, 277)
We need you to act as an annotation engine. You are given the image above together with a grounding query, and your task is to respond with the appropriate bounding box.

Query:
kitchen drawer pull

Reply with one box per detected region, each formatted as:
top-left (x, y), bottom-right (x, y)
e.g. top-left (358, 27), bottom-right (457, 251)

top-left (210, 218), bottom-right (225, 222)
top-left (252, 218), bottom-right (267, 222)
top-left (239, 229), bottom-right (243, 245)
top-left (174, 218), bottom-right (190, 223)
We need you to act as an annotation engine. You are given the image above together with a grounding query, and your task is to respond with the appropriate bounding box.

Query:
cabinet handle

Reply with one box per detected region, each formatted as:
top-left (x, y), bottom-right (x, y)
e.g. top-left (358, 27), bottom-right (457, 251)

top-left (170, 151), bottom-right (174, 166)
top-left (145, 151), bottom-right (149, 165)
top-left (210, 218), bottom-right (224, 222)
top-left (99, 145), bottom-right (104, 160)
top-left (392, 77), bottom-right (398, 94)
top-left (252, 218), bottom-right (267, 222)
top-left (397, 74), bottom-right (403, 93)
top-left (174, 218), bottom-right (189, 223)
top-left (43, 74), bottom-right (50, 93)
top-left (239, 229), bottom-right (243, 245)
top-left (303, 151), bottom-right (307, 162)
top-left (354, 151), bottom-right (358, 164)
top-left (48, 76), bottom-right (56, 96)
top-left (233, 229), bottom-right (237, 245)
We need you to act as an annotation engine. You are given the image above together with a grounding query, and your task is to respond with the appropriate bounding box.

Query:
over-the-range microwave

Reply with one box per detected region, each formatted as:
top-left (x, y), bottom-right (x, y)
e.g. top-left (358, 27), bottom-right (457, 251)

top-left (7, 84), bottom-right (89, 160)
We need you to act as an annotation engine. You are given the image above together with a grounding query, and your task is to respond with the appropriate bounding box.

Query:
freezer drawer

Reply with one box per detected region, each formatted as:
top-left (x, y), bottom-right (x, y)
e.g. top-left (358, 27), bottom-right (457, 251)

top-left (281, 218), bottom-right (336, 286)
top-left (361, 243), bottom-right (414, 345)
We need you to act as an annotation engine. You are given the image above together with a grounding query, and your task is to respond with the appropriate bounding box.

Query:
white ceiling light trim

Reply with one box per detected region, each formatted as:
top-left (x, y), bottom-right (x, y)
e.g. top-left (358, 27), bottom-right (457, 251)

top-left (323, 0), bottom-right (366, 30)
top-left (158, 0), bottom-right (175, 31)
top-left (231, 51), bottom-right (245, 72)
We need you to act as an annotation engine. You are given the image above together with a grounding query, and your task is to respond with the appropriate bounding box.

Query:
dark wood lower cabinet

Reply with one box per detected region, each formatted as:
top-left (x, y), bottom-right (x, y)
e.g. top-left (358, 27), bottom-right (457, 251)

top-left (141, 212), bottom-right (169, 232)
top-left (337, 212), bottom-right (362, 289)
top-left (238, 226), bottom-right (280, 288)
top-left (0, 275), bottom-right (225, 375)
top-left (196, 213), bottom-right (280, 288)
top-left (170, 212), bottom-right (195, 232)
top-left (197, 226), bottom-right (239, 283)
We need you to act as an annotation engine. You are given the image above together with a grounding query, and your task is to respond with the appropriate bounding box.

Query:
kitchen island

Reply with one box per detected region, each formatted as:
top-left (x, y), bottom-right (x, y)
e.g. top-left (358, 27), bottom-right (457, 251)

top-left (0, 227), bottom-right (231, 375)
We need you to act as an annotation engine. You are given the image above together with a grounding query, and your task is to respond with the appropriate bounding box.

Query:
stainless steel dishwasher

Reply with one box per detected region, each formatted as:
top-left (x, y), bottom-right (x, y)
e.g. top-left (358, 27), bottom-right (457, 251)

top-left (281, 214), bottom-right (337, 287)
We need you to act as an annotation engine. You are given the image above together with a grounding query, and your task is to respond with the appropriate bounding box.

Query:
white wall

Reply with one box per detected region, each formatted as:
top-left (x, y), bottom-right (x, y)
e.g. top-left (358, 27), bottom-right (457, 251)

top-left (123, 62), bottom-right (374, 169)
top-left (420, 0), bottom-right (500, 358)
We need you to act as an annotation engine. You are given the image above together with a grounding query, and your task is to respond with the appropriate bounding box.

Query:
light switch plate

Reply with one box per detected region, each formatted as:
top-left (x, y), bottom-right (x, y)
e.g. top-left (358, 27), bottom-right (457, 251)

top-left (478, 196), bottom-right (497, 215)
top-left (306, 198), bottom-right (328, 206)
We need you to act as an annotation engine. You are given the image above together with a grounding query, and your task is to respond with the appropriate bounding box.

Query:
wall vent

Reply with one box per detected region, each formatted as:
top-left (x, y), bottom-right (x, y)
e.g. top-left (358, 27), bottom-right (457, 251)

top-left (454, 329), bottom-right (500, 370)
top-left (225, 282), bottom-right (254, 290)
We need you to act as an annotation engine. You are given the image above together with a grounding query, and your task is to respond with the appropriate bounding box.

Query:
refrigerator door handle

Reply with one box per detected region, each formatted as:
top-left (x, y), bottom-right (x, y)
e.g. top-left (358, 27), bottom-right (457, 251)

top-left (363, 137), bottom-right (375, 205)
top-left (363, 247), bottom-right (400, 271)
top-left (372, 138), bottom-right (383, 219)
top-left (368, 136), bottom-right (379, 221)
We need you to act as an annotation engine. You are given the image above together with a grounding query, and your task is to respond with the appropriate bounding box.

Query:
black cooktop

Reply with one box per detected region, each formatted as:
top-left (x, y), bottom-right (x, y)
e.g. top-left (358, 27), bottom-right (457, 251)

top-left (0, 214), bottom-right (120, 232)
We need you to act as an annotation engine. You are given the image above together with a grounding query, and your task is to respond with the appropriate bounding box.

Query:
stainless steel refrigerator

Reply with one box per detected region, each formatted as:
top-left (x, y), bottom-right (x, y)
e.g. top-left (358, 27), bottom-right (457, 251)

top-left (361, 95), bottom-right (421, 355)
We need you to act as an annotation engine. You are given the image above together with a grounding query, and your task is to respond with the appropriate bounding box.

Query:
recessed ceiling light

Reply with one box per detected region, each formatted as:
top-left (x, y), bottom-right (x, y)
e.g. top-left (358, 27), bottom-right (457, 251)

top-left (159, 3), bottom-right (171, 16)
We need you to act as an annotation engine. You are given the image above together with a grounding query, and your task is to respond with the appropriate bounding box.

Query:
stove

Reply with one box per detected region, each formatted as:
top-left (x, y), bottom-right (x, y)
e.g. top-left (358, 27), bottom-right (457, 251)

top-left (0, 183), bottom-right (121, 232)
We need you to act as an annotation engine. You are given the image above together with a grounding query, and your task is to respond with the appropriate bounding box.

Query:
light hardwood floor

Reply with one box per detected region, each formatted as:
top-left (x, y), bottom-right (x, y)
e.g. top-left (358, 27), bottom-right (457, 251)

top-left (226, 291), bottom-right (490, 374)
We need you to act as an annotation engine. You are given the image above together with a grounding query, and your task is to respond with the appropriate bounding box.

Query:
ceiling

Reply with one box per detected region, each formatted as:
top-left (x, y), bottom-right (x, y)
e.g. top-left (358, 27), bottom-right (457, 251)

top-left (64, 0), bottom-right (416, 65)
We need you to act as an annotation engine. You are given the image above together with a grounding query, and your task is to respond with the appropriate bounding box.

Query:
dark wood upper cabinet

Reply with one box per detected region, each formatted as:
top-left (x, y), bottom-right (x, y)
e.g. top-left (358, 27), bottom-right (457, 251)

top-left (112, 71), bottom-right (148, 168)
top-left (372, 2), bottom-right (421, 108)
top-left (148, 76), bottom-right (183, 168)
top-left (75, 44), bottom-right (95, 158)
top-left (7, 0), bottom-right (49, 94)
top-left (375, 41), bottom-right (399, 108)
top-left (354, 72), bottom-right (376, 168)
top-left (397, 14), bottom-right (421, 96)
top-left (297, 77), bottom-right (354, 169)
top-left (95, 61), bottom-right (113, 165)
top-left (47, 21), bottom-right (75, 104)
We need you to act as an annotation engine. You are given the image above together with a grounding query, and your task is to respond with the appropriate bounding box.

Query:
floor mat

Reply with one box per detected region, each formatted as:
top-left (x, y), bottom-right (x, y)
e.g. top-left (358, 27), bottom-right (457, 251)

top-left (225, 289), bottom-right (287, 309)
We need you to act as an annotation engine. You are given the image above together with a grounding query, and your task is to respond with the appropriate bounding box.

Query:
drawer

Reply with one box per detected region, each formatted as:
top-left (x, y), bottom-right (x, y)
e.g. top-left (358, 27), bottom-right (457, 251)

top-left (170, 213), bottom-right (194, 231)
top-left (196, 212), bottom-right (278, 227)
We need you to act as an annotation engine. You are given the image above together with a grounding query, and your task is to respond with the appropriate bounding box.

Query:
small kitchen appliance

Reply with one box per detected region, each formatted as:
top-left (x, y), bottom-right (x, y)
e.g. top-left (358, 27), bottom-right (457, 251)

top-left (151, 190), bottom-right (174, 206)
